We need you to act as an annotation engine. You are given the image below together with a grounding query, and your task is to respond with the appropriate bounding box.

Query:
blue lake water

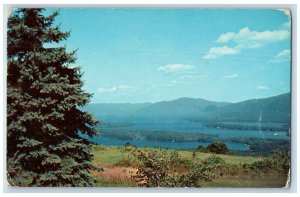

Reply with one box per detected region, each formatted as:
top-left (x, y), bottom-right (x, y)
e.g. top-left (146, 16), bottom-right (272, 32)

top-left (88, 136), bottom-right (250, 150)
top-left (101, 120), bottom-right (289, 139)
top-left (84, 120), bottom-right (289, 151)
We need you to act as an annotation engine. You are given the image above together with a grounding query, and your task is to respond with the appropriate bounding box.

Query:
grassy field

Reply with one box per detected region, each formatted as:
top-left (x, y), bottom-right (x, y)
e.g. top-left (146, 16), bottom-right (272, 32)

top-left (92, 145), bottom-right (263, 165)
top-left (91, 145), bottom-right (288, 188)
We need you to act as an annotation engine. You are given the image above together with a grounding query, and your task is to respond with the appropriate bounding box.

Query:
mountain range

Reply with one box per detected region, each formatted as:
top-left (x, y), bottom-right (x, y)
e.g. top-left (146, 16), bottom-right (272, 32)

top-left (84, 93), bottom-right (291, 123)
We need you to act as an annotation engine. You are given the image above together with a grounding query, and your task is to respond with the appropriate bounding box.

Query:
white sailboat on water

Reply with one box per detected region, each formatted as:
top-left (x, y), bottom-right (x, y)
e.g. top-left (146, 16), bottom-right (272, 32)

top-left (257, 111), bottom-right (265, 138)
top-left (258, 111), bottom-right (262, 122)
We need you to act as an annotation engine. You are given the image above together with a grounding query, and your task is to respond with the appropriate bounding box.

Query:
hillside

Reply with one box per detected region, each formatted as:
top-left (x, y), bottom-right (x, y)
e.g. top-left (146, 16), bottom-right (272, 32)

top-left (133, 97), bottom-right (230, 120)
top-left (207, 93), bottom-right (291, 123)
top-left (85, 93), bottom-right (291, 123)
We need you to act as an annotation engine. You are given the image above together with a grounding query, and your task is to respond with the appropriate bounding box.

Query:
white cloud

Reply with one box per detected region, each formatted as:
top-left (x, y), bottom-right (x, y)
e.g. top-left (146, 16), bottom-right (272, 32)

top-left (276, 49), bottom-right (290, 57)
top-left (257, 85), bottom-right (270, 90)
top-left (267, 49), bottom-right (290, 63)
top-left (97, 85), bottom-right (134, 93)
top-left (203, 46), bottom-right (240, 59)
top-left (216, 27), bottom-right (290, 49)
top-left (158, 64), bottom-right (194, 73)
top-left (204, 26), bottom-right (290, 59)
top-left (224, 73), bottom-right (238, 79)
top-left (216, 32), bottom-right (235, 43)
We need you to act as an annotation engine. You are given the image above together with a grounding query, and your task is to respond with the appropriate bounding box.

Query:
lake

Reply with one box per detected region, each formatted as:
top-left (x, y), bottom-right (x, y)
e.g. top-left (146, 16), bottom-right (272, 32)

top-left (83, 119), bottom-right (289, 151)
top-left (87, 136), bottom-right (250, 150)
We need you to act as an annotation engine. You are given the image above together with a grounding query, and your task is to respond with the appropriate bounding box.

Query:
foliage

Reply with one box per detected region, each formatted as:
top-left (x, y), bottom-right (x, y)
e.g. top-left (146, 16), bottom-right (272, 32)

top-left (91, 145), bottom-right (261, 167)
top-left (7, 8), bottom-right (100, 186)
top-left (90, 145), bottom-right (288, 187)
top-left (249, 159), bottom-right (274, 174)
top-left (206, 142), bottom-right (229, 154)
top-left (131, 149), bottom-right (170, 187)
top-left (224, 137), bottom-right (290, 156)
top-left (241, 150), bottom-right (290, 175)
top-left (270, 150), bottom-right (290, 174)
top-left (115, 145), bottom-right (139, 167)
top-left (131, 149), bottom-right (219, 187)
top-left (161, 163), bottom-right (211, 187)
top-left (200, 155), bottom-right (227, 178)
top-left (168, 150), bottom-right (192, 170)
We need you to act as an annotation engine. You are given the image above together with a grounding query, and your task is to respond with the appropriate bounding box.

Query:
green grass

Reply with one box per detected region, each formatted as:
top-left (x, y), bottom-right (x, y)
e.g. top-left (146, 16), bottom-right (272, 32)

top-left (177, 151), bottom-right (262, 165)
top-left (92, 145), bottom-right (263, 166)
top-left (91, 145), bottom-right (287, 188)
top-left (92, 146), bottom-right (129, 165)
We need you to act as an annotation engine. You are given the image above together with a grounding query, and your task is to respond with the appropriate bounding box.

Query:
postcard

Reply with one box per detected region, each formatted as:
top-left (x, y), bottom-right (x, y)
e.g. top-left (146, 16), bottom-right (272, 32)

top-left (6, 8), bottom-right (291, 188)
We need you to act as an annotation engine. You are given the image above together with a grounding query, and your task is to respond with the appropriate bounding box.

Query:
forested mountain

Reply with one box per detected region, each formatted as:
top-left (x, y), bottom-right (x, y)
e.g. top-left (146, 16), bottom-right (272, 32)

top-left (86, 93), bottom-right (290, 123)
top-left (209, 93), bottom-right (290, 123)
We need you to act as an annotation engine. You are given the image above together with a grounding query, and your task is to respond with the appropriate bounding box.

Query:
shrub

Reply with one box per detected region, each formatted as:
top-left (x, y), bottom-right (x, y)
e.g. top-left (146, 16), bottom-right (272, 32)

top-left (206, 142), bottom-right (229, 154)
top-left (131, 149), bottom-right (218, 187)
top-left (270, 150), bottom-right (290, 174)
top-left (250, 159), bottom-right (273, 174)
top-left (131, 149), bottom-right (170, 187)
top-left (169, 150), bottom-right (192, 170)
top-left (162, 164), bottom-right (211, 187)
top-left (241, 150), bottom-right (290, 175)
top-left (201, 155), bottom-right (227, 178)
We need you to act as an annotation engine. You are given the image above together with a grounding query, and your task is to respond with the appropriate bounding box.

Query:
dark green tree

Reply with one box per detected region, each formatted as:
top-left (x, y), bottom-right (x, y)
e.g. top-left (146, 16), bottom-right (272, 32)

top-left (206, 141), bottom-right (228, 154)
top-left (7, 8), bottom-right (100, 186)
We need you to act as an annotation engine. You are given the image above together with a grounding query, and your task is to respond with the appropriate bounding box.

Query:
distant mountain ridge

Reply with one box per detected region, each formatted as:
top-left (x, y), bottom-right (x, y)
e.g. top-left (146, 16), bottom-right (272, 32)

top-left (209, 93), bottom-right (291, 123)
top-left (85, 93), bottom-right (291, 123)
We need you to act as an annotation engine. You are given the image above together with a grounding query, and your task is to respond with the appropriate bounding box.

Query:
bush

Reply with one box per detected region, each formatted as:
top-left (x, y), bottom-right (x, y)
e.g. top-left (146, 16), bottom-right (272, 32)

top-left (162, 164), bottom-right (211, 187)
top-left (241, 150), bottom-right (290, 175)
top-left (206, 142), bottom-right (228, 154)
top-left (270, 150), bottom-right (290, 174)
top-left (131, 149), bottom-right (211, 187)
top-left (201, 155), bottom-right (227, 178)
top-left (250, 159), bottom-right (273, 173)
top-left (169, 150), bottom-right (192, 170)
top-left (132, 150), bottom-right (225, 187)
top-left (131, 149), bottom-right (170, 187)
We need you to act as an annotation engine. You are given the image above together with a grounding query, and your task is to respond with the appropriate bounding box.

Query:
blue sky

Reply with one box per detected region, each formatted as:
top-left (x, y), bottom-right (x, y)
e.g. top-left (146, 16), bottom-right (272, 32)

top-left (46, 8), bottom-right (291, 103)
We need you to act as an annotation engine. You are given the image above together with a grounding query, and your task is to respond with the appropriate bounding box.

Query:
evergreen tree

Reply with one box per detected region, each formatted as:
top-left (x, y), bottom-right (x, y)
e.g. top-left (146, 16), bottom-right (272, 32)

top-left (7, 8), bottom-right (100, 186)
